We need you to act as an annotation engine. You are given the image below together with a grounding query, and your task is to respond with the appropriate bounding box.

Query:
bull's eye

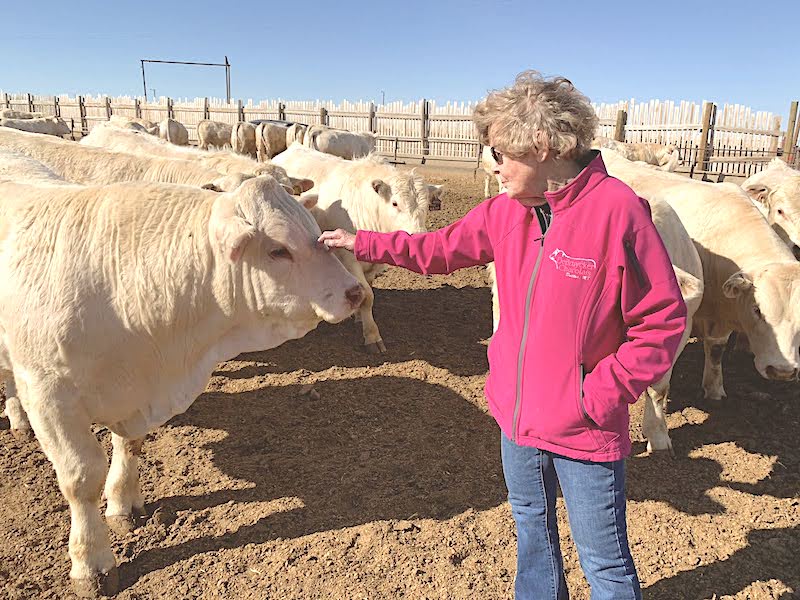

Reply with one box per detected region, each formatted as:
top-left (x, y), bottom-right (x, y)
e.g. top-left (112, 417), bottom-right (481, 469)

top-left (392, 201), bottom-right (398, 208)
top-left (777, 209), bottom-right (784, 216)
top-left (753, 305), bottom-right (762, 319)
top-left (269, 247), bottom-right (292, 261)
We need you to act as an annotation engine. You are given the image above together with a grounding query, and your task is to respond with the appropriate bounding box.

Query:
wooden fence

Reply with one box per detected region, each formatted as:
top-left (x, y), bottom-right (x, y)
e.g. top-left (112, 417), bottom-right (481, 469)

top-left (2, 91), bottom-right (799, 175)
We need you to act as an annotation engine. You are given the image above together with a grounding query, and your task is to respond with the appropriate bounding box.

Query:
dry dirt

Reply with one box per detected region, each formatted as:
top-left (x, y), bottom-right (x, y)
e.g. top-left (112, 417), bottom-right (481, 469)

top-left (0, 165), bottom-right (798, 600)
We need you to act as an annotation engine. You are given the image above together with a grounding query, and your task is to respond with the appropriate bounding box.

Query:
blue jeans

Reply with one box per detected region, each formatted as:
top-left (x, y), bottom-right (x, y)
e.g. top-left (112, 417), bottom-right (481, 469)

top-left (501, 433), bottom-right (641, 600)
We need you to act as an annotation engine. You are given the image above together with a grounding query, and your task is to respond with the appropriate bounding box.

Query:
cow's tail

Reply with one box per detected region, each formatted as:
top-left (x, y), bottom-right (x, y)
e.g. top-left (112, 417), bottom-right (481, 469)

top-left (308, 128), bottom-right (322, 151)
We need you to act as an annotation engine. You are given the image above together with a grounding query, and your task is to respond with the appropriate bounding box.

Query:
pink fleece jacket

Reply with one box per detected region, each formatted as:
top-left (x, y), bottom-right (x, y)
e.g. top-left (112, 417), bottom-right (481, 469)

top-left (355, 152), bottom-right (687, 461)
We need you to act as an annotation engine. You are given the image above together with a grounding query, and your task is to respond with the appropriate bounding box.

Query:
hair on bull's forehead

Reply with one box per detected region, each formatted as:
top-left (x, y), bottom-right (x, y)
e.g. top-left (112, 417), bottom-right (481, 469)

top-left (240, 176), bottom-right (320, 236)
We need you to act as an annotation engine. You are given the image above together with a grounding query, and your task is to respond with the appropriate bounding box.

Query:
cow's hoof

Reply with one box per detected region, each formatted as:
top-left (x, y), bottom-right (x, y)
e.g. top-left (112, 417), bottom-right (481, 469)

top-left (10, 427), bottom-right (34, 441)
top-left (702, 393), bottom-right (726, 406)
top-left (107, 515), bottom-right (136, 536)
top-left (72, 566), bottom-right (119, 598)
top-left (648, 446), bottom-right (676, 459)
top-left (365, 340), bottom-right (387, 354)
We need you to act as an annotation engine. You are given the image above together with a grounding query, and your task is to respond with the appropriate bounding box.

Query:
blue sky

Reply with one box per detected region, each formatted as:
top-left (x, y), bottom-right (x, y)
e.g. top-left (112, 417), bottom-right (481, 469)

top-left (3, 0), bottom-right (799, 120)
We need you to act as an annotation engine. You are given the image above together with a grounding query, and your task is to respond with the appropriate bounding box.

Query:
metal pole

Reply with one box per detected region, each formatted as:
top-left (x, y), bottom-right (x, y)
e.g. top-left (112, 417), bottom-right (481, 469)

top-left (225, 56), bottom-right (231, 103)
top-left (141, 60), bottom-right (147, 101)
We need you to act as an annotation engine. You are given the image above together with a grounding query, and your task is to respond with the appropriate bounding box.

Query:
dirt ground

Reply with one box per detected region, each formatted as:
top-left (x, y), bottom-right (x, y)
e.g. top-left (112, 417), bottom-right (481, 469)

top-left (0, 165), bottom-right (798, 600)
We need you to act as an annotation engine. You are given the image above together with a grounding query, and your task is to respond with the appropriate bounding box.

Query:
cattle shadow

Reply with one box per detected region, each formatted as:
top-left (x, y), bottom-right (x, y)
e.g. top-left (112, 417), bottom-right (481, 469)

top-left (643, 524), bottom-right (800, 599)
top-left (626, 341), bottom-right (799, 514)
top-left (118, 375), bottom-right (506, 589)
top-left (220, 284), bottom-right (493, 378)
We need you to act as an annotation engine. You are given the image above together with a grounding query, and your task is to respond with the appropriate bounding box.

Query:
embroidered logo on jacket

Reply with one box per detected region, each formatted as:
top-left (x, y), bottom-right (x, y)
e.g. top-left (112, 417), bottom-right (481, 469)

top-left (549, 249), bottom-right (597, 280)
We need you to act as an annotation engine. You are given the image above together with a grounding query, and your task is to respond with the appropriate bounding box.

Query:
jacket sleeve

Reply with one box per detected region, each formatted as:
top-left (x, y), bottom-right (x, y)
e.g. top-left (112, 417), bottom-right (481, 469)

top-left (582, 221), bottom-right (687, 410)
top-left (354, 201), bottom-right (494, 275)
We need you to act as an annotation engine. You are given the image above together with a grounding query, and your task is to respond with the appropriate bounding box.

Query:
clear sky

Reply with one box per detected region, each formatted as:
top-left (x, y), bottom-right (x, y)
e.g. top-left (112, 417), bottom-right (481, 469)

top-left (3, 0), bottom-right (799, 120)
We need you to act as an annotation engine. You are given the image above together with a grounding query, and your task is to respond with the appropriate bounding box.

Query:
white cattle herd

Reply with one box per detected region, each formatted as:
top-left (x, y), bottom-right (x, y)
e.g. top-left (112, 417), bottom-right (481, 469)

top-left (0, 110), bottom-right (799, 596)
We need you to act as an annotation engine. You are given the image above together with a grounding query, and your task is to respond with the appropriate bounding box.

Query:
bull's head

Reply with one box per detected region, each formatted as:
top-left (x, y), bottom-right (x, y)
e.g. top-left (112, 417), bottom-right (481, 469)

top-left (743, 176), bottom-right (800, 250)
top-left (723, 263), bottom-right (800, 381)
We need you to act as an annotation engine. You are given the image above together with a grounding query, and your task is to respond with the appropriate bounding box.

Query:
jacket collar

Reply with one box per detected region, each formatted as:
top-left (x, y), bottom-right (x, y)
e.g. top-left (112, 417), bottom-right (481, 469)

top-left (542, 150), bottom-right (607, 214)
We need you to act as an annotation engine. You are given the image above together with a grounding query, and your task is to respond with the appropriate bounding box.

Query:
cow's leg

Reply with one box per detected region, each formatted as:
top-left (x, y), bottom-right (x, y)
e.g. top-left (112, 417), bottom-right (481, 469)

top-left (642, 376), bottom-right (673, 455)
top-left (1, 372), bottom-right (32, 436)
top-left (487, 262), bottom-right (499, 334)
top-left (24, 390), bottom-right (118, 598)
top-left (357, 282), bottom-right (385, 353)
top-left (702, 335), bottom-right (729, 401)
top-left (104, 434), bottom-right (146, 535)
top-left (338, 252), bottom-right (385, 352)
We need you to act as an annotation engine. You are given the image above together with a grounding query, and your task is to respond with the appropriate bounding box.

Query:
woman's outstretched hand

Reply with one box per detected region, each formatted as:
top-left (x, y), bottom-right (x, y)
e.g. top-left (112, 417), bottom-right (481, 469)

top-left (318, 229), bottom-right (357, 252)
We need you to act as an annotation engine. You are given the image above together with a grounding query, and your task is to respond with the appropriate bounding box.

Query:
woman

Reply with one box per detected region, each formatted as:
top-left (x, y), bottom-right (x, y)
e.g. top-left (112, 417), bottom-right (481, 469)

top-left (319, 71), bottom-right (686, 600)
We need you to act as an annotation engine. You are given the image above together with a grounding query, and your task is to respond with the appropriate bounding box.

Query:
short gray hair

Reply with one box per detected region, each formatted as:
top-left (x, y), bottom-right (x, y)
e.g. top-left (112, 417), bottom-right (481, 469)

top-left (473, 71), bottom-right (598, 161)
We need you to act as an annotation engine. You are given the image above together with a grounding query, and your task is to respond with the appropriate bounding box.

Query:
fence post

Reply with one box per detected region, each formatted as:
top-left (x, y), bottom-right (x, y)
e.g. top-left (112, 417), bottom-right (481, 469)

top-left (105, 96), bottom-right (112, 119)
top-left (167, 97), bottom-right (174, 119)
top-left (420, 99), bottom-right (429, 162)
top-left (54, 96), bottom-right (60, 118)
top-left (319, 106), bottom-right (328, 126)
top-left (782, 101), bottom-right (799, 162)
top-left (697, 101), bottom-right (716, 173)
top-left (27, 93), bottom-right (34, 113)
top-left (770, 115), bottom-right (782, 157)
top-left (369, 102), bottom-right (376, 133)
top-left (134, 98), bottom-right (141, 118)
top-left (3, 93), bottom-right (9, 109)
top-left (203, 97), bottom-right (210, 120)
top-left (614, 110), bottom-right (627, 141)
top-left (78, 95), bottom-right (87, 135)
top-left (278, 102), bottom-right (286, 121)
top-left (237, 99), bottom-right (244, 122)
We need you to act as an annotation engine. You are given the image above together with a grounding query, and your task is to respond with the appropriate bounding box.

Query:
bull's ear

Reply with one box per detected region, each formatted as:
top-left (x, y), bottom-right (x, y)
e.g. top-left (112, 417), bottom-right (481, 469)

top-left (289, 177), bottom-right (314, 194)
top-left (214, 215), bottom-right (256, 263)
top-left (201, 182), bottom-right (223, 192)
top-left (299, 193), bottom-right (318, 210)
top-left (371, 179), bottom-right (391, 200)
top-left (743, 183), bottom-right (771, 206)
top-left (723, 271), bottom-right (753, 298)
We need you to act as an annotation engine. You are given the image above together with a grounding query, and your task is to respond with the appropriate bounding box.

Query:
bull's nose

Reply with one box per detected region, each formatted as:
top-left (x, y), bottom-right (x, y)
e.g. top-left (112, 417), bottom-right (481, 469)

top-left (345, 284), bottom-right (365, 309)
top-left (765, 365), bottom-right (798, 381)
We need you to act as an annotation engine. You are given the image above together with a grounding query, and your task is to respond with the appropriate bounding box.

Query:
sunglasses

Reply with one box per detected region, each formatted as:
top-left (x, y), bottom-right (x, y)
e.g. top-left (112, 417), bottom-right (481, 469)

top-left (490, 146), bottom-right (505, 165)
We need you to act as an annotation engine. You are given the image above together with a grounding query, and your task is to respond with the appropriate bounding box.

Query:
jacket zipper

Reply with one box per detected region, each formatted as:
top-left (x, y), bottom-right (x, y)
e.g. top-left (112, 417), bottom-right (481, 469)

top-left (624, 239), bottom-right (646, 287)
top-left (512, 213), bottom-right (551, 442)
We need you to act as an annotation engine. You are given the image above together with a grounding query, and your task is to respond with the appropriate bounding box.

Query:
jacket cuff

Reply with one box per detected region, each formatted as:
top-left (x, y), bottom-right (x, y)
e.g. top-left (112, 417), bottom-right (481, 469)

top-left (354, 230), bottom-right (371, 262)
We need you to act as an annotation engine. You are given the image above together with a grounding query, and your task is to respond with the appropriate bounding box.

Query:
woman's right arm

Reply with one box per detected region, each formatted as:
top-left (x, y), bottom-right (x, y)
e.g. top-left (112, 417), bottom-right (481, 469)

top-left (319, 202), bottom-right (494, 275)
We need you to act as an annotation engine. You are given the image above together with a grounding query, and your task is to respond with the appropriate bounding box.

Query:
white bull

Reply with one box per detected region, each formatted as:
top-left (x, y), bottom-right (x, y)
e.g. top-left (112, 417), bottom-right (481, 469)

top-left (0, 108), bottom-right (44, 119)
top-left (255, 121), bottom-right (289, 161)
top-left (0, 175), bottom-right (363, 597)
top-left (108, 115), bottom-right (159, 135)
top-left (741, 158), bottom-right (800, 252)
top-left (274, 143), bottom-right (433, 351)
top-left (231, 121), bottom-right (257, 157)
top-left (158, 117), bottom-right (189, 145)
top-left (81, 123), bottom-right (313, 194)
top-left (480, 145), bottom-right (505, 198)
top-left (593, 137), bottom-right (681, 171)
top-left (0, 126), bottom-right (248, 191)
top-left (197, 119), bottom-right (233, 149)
top-left (305, 125), bottom-right (376, 159)
top-left (286, 122), bottom-right (307, 146)
top-left (603, 149), bottom-right (800, 400)
top-left (1, 115), bottom-right (71, 137)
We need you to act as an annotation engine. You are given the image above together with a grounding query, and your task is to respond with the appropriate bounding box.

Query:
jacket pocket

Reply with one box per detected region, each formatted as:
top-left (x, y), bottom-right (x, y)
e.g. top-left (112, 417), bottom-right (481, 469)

top-left (577, 363), bottom-right (598, 427)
